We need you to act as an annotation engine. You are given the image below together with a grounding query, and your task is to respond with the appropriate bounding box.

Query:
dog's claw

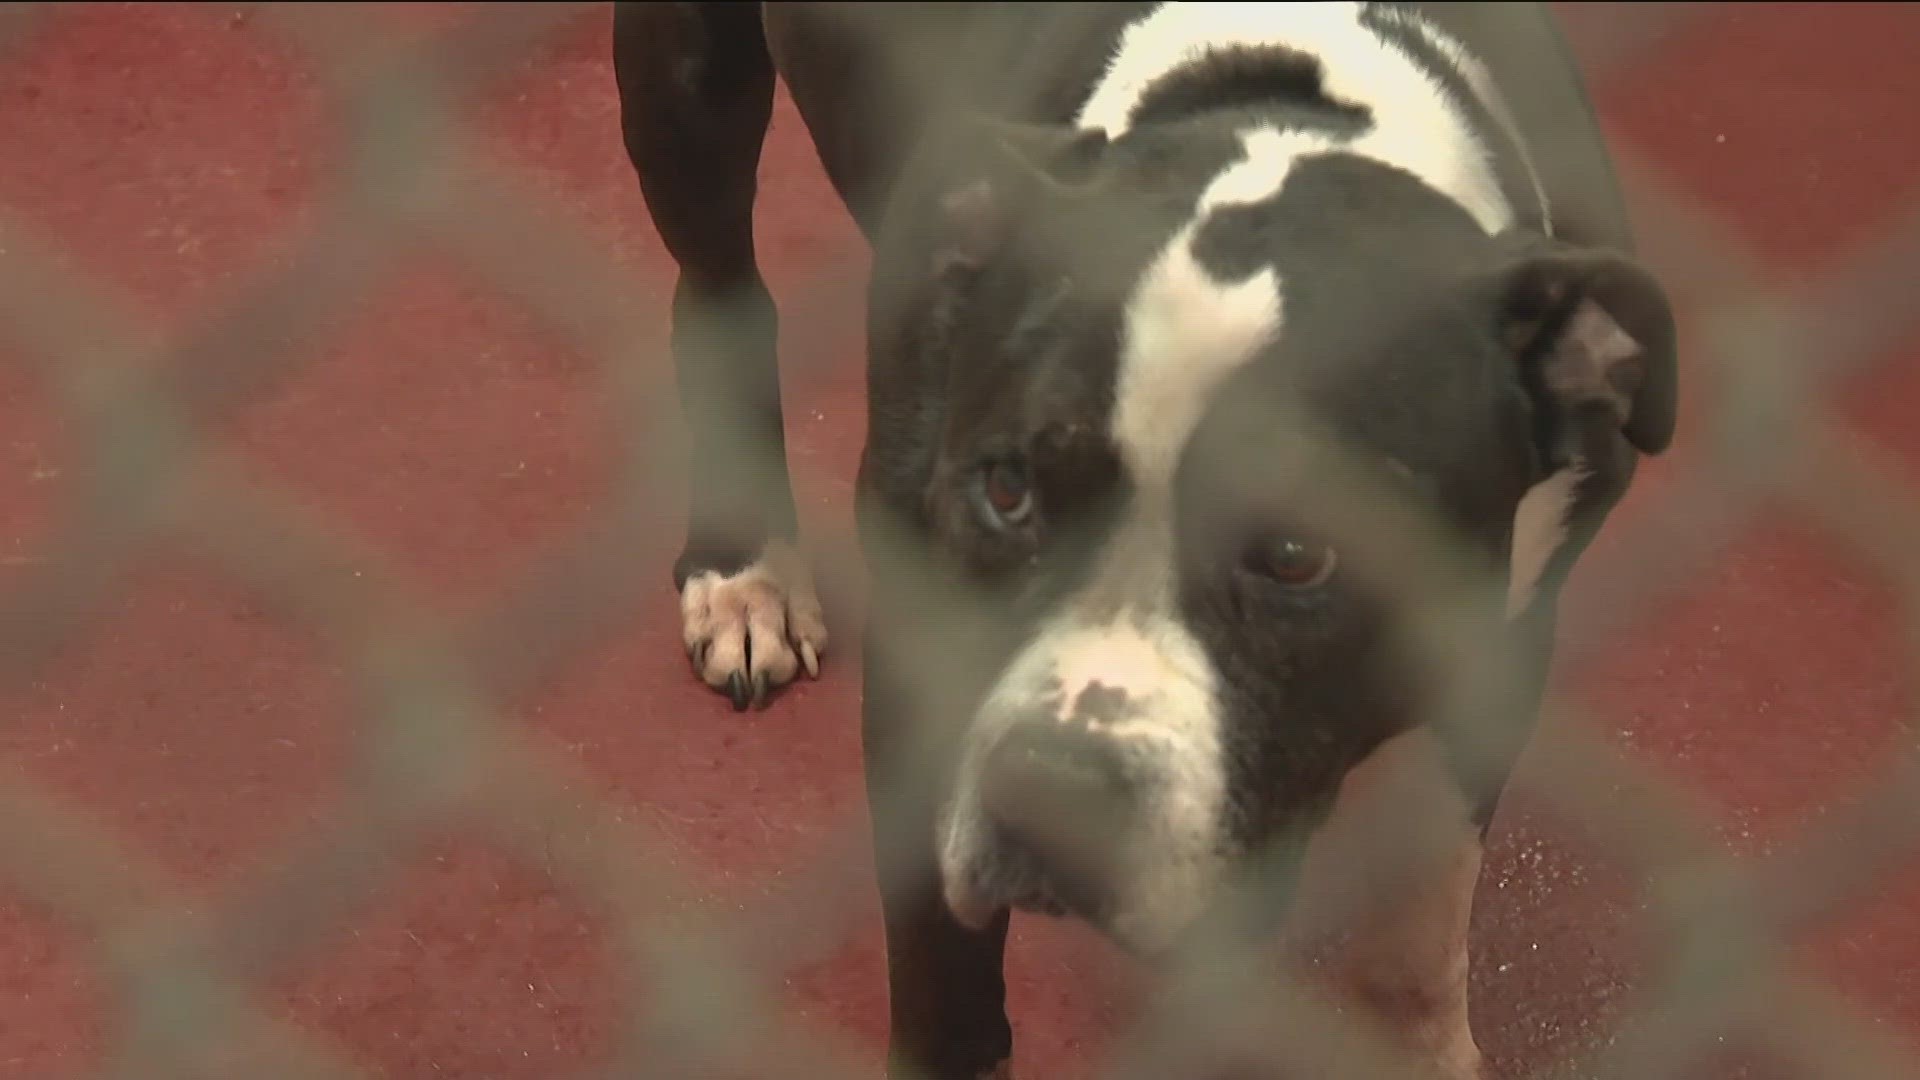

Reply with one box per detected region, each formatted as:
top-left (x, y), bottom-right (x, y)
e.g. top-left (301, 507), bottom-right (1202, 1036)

top-left (680, 541), bottom-right (829, 711)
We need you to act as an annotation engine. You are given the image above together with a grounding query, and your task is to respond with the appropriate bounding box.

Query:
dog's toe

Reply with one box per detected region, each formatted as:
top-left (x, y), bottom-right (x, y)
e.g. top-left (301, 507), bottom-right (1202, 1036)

top-left (680, 540), bottom-right (828, 711)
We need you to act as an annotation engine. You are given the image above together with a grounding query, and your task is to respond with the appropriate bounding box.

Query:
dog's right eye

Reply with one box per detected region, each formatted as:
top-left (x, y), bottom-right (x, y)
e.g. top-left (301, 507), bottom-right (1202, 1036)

top-left (973, 457), bottom-right (1035, 531)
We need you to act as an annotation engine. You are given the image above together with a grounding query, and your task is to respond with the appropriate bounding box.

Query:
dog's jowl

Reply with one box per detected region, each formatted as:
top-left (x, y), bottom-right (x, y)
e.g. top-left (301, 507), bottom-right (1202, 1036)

top-left (617, 4), bottom-right (1676, 1077)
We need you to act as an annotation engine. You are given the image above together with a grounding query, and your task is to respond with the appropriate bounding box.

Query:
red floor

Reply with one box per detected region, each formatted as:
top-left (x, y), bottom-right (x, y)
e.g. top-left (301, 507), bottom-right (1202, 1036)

top-left (1, 4), bottom-right (1918, 1078)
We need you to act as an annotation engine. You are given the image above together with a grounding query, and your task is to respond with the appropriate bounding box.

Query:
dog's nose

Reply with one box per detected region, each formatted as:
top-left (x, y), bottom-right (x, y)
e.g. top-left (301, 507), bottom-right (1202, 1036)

top-left (978, 720), bottom-right (1135, 895)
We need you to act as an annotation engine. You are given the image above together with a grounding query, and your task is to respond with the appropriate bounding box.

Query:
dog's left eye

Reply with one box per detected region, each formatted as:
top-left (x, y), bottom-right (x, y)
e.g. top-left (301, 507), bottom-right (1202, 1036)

top-left (974, 457), bottom-right (1035, 530)
top-left (1240, 536), bottom-right (1338, 589)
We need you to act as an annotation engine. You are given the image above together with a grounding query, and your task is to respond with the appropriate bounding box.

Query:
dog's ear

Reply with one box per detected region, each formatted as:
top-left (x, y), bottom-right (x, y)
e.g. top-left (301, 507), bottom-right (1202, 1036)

top-left (933, 118), bottom-right (1108, 273)
top-left (1485, 235), bottom-right (1679, 622)
top-left (1485, 234), bottom-right (1678, 462)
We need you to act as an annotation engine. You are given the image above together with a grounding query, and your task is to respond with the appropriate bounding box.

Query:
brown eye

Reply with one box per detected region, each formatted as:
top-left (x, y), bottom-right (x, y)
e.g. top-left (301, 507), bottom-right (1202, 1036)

top-left (1242, 537), bottom-right (1337, 589)
top-left (976, 457), bottom-right (1034, 528)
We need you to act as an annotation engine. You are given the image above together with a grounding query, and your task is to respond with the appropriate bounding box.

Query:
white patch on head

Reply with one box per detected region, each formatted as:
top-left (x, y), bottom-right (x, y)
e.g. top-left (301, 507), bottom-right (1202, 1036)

top-left (1074, 1), bottom-right (1515, 235)
top-left (1506, 467), bottom-right (1583, 616)
top-left (1107, 258), bottom-right (1276, 493)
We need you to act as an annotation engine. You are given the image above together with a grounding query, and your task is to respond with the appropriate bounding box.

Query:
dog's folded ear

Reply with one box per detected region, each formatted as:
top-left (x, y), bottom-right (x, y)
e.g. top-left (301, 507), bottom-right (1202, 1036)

top-left (1482, 234), bottom-right (1679, 463)
top-left (933, 117), bottom-right (1107, 272)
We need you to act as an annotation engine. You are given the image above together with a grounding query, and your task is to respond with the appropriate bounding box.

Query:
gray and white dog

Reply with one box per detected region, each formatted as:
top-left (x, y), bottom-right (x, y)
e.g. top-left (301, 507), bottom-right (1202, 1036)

top-left (615, 4), bottom-right (1676, 1077)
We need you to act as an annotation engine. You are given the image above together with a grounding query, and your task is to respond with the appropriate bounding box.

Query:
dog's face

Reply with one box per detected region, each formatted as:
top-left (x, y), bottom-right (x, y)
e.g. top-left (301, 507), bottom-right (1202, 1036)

top-left (873, 117), bottom-right (1675, 955)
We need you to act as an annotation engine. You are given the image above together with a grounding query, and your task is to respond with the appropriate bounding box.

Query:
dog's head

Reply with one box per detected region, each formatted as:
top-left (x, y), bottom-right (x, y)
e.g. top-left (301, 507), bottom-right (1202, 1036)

top-left (870, 114), bottom-right (1676, 955)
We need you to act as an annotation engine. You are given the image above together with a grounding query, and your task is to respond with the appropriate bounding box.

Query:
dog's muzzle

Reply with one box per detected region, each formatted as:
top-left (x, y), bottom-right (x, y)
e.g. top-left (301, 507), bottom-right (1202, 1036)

top-left (938, 617), bottom-right (1230, 950)
top-left (973, 715), bottom-right (1139, 918)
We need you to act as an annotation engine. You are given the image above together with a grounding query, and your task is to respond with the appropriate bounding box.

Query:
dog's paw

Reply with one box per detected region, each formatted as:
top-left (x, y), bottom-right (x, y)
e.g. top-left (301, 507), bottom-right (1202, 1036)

top-left (679, 539), bottom-right (828, 711)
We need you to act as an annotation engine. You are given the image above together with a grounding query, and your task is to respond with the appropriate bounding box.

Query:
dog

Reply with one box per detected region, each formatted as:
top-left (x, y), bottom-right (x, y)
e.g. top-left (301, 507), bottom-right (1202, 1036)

top-left (614, 4), bottom-right (1676, 1077)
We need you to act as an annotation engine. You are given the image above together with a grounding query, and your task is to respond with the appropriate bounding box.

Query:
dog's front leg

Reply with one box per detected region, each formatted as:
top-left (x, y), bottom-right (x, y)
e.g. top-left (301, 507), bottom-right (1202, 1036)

top-left (881, 884), bottom-right (1015, 1080)
top-left (613, 2), bottom-right (829, 712)
top-left (1334, 837), bottom-right (1485, 1079)
top-left (1296, 726), bottom-right (1489, 1080)
top-left (862, 624), bottom-right (1014, 1080)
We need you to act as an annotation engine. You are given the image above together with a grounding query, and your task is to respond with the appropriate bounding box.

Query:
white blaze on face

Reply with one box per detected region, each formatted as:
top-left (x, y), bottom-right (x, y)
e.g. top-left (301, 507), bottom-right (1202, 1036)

top-left (987, 121), bottom-right (1301, 737)
top-left (1109, 140), bottom-right (1288, 493)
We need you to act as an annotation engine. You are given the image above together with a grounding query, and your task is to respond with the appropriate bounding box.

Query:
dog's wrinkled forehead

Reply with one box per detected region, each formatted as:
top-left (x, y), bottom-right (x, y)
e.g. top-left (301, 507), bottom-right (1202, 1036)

top-left (929, 126), bottom-right (1524, 520)
top-left (928, 126), bottom-right (1236, 442)
top-left (926, 122), bottom-right (1282, 460)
